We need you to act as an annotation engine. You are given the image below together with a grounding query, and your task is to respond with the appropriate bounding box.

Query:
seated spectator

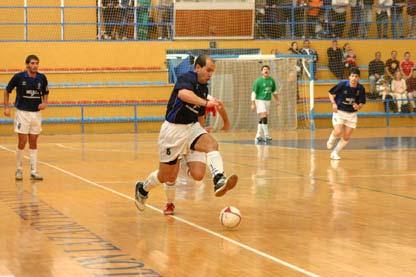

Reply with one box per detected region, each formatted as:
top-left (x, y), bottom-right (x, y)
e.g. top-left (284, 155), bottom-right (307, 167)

top-left (376, 0), bottom-right (392, 38)
top-left (327, 40), bottom-right (344, 79)
top-left (342, 43), bottom-right (357, 77)
top-left (385, 50), bottom-right (400, 83)
top-left (368, 51), bottom-right (385, 95)
top-left (391, 71), bottom-right (408, 112)
top-left (331, 0), bottom-right (348, 38)
top-left (400, 51), bottom-right (415, 79)
top-left (307, 0), bottom-right (323, 38)
top-left (406, 69), bottom-right (416, 111)
top-left (289, 41), bottom-right (302, 72)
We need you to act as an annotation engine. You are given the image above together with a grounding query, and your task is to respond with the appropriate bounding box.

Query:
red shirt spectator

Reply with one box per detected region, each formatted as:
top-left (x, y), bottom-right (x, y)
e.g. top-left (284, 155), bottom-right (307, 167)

top-left (400, 52), bottom-right (415, 78)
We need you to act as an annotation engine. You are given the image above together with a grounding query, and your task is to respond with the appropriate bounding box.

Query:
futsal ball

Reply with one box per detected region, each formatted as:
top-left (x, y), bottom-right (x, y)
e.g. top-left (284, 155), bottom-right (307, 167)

top-left (219, 206), bottom-right (241, 229)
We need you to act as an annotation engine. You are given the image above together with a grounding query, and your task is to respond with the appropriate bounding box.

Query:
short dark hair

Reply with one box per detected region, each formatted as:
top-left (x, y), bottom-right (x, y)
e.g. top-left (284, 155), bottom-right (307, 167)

top-left (404, 51), bottom-right (410, 55)
top-left (349, 67), bottom-right (361, 76)
top-left (261, 65), bottom-right (270, 70)
top-left (194, 54), bottom-right (213, 69)
top-left (25, 55), bottom-right (39, 64)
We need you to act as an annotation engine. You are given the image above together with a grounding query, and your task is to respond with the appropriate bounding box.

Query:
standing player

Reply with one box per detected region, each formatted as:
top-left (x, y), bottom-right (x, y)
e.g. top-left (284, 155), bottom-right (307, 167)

top-left (326, 67), bottom-right (366, 160)
top-left (134, 55), bottom-right (238, 212)
top-left (3, 55), bottom-right (49, 180)
top-left (163, 101), bottom-right (230, 215)
top-left (251, 65), bottom-right (280, 142)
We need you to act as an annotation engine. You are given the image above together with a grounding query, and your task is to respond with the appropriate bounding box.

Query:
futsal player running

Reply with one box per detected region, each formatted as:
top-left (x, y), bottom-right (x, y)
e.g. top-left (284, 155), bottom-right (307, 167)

top-left (326, 67), bottom-right (366, 160)
top-left (134, 55), bottom-right (238, 212)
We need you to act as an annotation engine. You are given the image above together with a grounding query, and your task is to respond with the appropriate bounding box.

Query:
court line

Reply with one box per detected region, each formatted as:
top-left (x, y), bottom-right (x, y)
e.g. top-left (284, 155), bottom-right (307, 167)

top-left (0, 145), bottom-right (319, 277)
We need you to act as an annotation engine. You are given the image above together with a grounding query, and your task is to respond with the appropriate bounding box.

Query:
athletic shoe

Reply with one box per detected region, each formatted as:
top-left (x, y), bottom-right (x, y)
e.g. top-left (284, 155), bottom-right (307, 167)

top-left (255, 136), bottom-right (264, 143)
top-left (265, 136), bottom-right (272, 141)
top-left (30, 172), bottom-right (43, 181)
top-left (214, 174), bottom-right (238, 197)
top-left (330, 151), bottom-right (341, 160)
top-left (163, 203), bottom-right (175, 215)
top-left (134, 181), bottom-right (148, 211)
top-left (15, 169), bottom-right (23, 181)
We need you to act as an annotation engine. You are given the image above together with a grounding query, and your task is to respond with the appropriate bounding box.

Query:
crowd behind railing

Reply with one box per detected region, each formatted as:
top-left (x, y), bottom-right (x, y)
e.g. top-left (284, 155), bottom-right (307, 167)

top-left (0, 1), bottom-right (415, 41)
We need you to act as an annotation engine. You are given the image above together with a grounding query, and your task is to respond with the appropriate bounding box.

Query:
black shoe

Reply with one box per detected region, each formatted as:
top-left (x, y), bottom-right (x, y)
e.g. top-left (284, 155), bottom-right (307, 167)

top-left (214, 174), bottom-right (238, 197)
top-left (134, 181), bottom-right (148, 211)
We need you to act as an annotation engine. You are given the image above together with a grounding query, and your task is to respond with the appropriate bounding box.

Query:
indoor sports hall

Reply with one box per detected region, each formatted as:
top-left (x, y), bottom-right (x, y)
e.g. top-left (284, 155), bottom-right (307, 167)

top-left (1, 1), bottom-right (415, 276)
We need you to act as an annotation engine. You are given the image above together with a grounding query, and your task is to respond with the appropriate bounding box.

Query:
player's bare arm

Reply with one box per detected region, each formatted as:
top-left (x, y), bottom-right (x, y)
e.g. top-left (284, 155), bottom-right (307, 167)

top-left (178, 89), bottom-right (219, 108)
top-left (328, 93), bottom-right (338, 112)
top-left (38, 94), bottom-right (48, 111)
top-left (3, 89), bottom-right (10, 117)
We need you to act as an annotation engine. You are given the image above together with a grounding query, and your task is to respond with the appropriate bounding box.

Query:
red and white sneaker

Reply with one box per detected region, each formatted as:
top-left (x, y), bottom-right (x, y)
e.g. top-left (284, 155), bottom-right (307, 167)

top-left (163, 203), bottom-right (175, 215)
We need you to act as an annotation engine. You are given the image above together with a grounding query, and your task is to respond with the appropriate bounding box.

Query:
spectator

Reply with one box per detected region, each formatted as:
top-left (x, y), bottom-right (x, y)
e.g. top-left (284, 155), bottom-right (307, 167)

top-left (300, 39), bottom-right (319, 79)
top-left (118, 0), bottom-right (134, 40)
top-left (391, 71), bottom-right (408, 112)
top-left (327, 40), bottom-right (344, 79)
top-left (360, 0), bottom-right (373, 37)
top-left (156, 0), bottom-right (173, 40)
top-left (368, 51), bottom-right (385, 95)
top-left (264, 0), bottom-right (279, 38)
top-left (307, 0), bottom-right (323, 38)
top-left (342, 43), bottom-right (357, 77)
top-left (391, 0), bottom-right (405, 38)
top-left (376, 0), bottom-right (392, 38)
top-left (400, 52), bottom-right (415, 79)
top-left (331, 0), bottom-right (348, 38)
top-left (408, 0), bottom-right (416, 38)
top-left (385, 50), bottom-right (400, 82)
top-left (102, 0), bottom-right (119, 39)
top-left (295, 0), bottom-right (307, 37)
top-left (277, 0), bottom-right (293, 38)
top-left (289, 42), bottom-right (302, 98)
top-left (406, 69), bottom-right (416, 111)
top-left (348, 0), bottom-right (362, 38)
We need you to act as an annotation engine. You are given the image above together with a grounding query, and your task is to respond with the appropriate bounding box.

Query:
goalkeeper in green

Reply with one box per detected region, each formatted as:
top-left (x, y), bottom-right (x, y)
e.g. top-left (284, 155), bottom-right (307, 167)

top-left (251, 65), bottom-right (280, 142)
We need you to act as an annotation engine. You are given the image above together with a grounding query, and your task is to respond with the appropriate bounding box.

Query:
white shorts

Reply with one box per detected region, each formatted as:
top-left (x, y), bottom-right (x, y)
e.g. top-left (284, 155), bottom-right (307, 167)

top-left (14, 110), bottom-right (42, 135)
top-left (158, 121), bottom-right (207, 163)
top-left (332, 110), bottom-right (358, 129)
top-left (255, 100), bottom-right (271, 114)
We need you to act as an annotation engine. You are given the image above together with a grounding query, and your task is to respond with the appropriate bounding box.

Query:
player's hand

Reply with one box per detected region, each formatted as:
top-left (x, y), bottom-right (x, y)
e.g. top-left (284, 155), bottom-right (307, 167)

top-left (221, 121), bottom-right (231, 131)
top-left (3, 107), bottom-right (11, 117)
top-left (352, 103), bottom-right (360, 111)
top-left (332, 103), bottom-right (338, 113)
top-left (205, 126), bottom-right (213, 133)
top-left (275, 99), bottom-right (280, 106)
top-left (251, 102), bottom-right (255, 111)
top-left (38, 103), bottom-right (47, 110)
top-left (206, 99), bottom-right (220, 109)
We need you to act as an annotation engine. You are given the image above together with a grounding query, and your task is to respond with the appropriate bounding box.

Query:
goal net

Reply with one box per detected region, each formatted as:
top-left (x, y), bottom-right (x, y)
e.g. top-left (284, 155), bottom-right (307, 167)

top-left (208, 55), bottom-right (314, 131)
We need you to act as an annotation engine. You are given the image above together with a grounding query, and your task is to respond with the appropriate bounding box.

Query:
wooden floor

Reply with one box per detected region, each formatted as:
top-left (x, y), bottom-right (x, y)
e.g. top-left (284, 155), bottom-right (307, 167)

top-left (1, 128), bottom-right (416, 277)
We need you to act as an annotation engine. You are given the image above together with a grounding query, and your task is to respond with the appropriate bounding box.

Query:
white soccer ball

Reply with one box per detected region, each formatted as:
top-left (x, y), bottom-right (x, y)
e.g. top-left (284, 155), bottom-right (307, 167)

top-left (219, 206), bottom-right (241, 229)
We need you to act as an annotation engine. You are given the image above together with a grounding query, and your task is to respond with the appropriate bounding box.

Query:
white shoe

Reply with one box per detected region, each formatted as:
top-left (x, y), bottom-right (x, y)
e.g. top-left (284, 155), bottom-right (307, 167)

top-left (265, 136), bottom-right (272, 141)
top-left (30, 172), bottom-right (43, 181)
top-left (327, 138), bottom-right (336, 149)
top-left (15, 169), bottom-right (23, 181)
top-left (330, 151), bottom-right (341, 160)
top-left (255, 136), bottom-right (264, 142)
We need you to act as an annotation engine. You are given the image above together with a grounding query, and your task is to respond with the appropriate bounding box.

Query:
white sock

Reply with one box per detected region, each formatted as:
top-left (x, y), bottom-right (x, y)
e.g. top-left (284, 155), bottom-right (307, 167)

top-left (29, 149), bottom-right (37, 173)
top-left (256, 124), bottom-right (263, 137)
top-left (17, 149), bottom-right (23, 170)
top-left (207, 151), bottom-right (224, 177)
top-left (261, 124), bottom-right (269, 137)
top-left (328, 131), bottom-right (337, 144)
top-left (143, 170), bottom-right (162, 192)
top-left (164, 182), bottom-right (176, 203)
top-left (334, 139), bottom-right (349, 153)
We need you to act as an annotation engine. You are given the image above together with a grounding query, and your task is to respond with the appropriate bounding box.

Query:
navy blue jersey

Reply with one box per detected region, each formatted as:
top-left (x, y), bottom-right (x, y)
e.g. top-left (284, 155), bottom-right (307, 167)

top-left (329, 80), bottom-right (366, 113)
top-left (6, 71), bottom-right (49, 112)
top-left (165, 71), bottom-right (208, 124)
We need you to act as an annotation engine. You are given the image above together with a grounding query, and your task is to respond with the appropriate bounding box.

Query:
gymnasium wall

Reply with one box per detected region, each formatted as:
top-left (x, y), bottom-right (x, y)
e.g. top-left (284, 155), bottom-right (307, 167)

top-left (2, 40), bottom-right (415, 69)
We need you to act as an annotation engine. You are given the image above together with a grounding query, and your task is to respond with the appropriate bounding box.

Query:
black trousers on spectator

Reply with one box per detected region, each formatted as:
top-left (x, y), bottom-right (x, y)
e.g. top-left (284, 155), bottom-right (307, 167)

top-left (331, 10), bottom-right (346, 38)
top-left (277, 7), bottom-right (292, 38)
top-left (329, 62), bottom-right (344, 79)
top-left (348, 6), bottom-right (361, 37)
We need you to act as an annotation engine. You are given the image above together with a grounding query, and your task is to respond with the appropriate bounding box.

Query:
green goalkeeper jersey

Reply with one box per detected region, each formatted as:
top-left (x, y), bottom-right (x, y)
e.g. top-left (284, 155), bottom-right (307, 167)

top-left (252, 76), bottom-right (277, 101)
